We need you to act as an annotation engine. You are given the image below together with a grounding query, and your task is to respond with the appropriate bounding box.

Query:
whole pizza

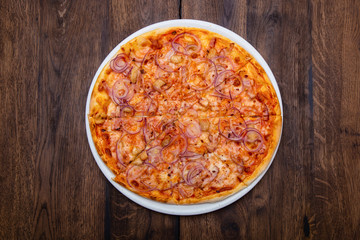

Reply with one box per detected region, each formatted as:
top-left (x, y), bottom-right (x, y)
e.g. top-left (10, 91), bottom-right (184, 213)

top-left (88, 27), bottom-right (282, 204)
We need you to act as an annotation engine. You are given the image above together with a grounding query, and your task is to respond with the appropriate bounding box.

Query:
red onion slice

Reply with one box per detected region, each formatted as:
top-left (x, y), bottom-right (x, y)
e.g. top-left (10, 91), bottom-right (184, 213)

top-left (140, 49), bottom-right (153, 67)
top-left (119, 105), bottom-right (135, 117)
top-left (171, 42), bottom-right (186, 53)
top-left (187, 74), bottom-right (212, 91)
top-left (123, 66), bottom-right (133, 76)
top-left (202, 166), bottom-right (219, 186)
top-left (241, 128), bottom-right (264, 152)
top-left (126, 164), bottom-right (156, 192)
top-left (180, 151), bottom-right (202, 159)
top-left (182, 161), bottom-right (206, 186)
top-left (161, 135), bottom-right (188, 163)
top-left (121, 117), bottom-right (143, 134)
top-left (171, 32), bottom-right (202, 55)
top-left (210, 93), bottom-right (232, 99)
top-left (116, 141), bottom-right (126, 167)
top-left (111, 78), bottom-right (135, 104)
top-left (230, 117), bottom-right (247, 137)
top-left (155, 53), bottom-right (175, 73)
top-left (214, 70), bottom-right (243, 99)
top-left (111, 80), bottom-right (129, 104)
top-left (145, 95), bottom-right (158, 116)
top-left (218, 118), bottom-right (242, 141)
top-left (110, 53), bottom-right (129, 73)
top-left (211, 55), bottom-right (235, 70)
top-left (214, 70), bottom-right (234, 86)
top-left (143, 118), bottom-right (157, 143)
top-left (178, 184), bottom-right (194, 198)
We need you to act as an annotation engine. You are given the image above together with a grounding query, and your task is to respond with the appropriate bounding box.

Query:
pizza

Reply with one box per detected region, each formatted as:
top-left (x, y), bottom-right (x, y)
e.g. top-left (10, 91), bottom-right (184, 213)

top-left (88, 27), bottom-right (282, 204)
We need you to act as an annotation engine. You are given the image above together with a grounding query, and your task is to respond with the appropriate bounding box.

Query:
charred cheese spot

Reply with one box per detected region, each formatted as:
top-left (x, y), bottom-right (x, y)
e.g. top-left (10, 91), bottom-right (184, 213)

top-left (105, 148), bottom-right (111, 157)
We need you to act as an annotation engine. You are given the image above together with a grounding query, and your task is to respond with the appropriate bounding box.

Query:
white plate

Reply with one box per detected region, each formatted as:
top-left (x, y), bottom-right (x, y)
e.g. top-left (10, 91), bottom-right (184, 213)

top-left (85, 19), bottom-right (283, 216)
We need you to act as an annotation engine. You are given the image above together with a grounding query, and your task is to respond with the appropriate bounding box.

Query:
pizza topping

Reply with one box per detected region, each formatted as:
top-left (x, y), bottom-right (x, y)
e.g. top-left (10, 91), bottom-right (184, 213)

top-left (172, 32), bottom-right (202, 55)
top-left (150, 39), bottom-right (163, 49)
top-left (143, 119), bottom-right (155, 143)
top-left (199, 98), bottom-right (209, 107)
top-left (119, 105), bottom-right (135, 117)
top-left (186, 58), bottom-right (217, 91)
top-left (170, 54), bottom-right (184, 64)
top-left (207, 134), bottom-right (219, 153)
top-left (111, 80), bottom-right (129, 103)
top-left (218, 118), bottom-right (242, 141)
top-left (116, 140), bottom-right (126, 167)
top-left (187, 73), bottom-right (212, 91)
top-left (178, 184), bottom-right (194, 198)
top-left (161, 135), bottom-right (188, 163)
top-left (202, 165), bottom-right (219, 186)
top-left (110, 53), bottom-right (129, 73)
top-left (180, 151), bottom-right (202, 159)
top-left (129, 67), bottom-right (140, 83)
top-left (146, 146), bottom-right (163, 164)
top-left (126, 164), bottom-right (156, 192)
top-left (153, 79), bottom-right (167, 92)
top-left (209, 37), bottom-right (217, 48)
top-left (215, 70), bottom-right (243, 98)
top-left (155, 52), bottom-right (176, 73)
top-left (230, 117), bottom-right (247, 137)
top-left (242, 128), bottom-right (264, 152)
top-left (121, 118), bottom-right (144, 134)
top-left (183, 120), bottom-right (202, 138)
top-left (182, 161), bottom-right (206, 186)
top-left (111, 79), bottom-right (135, 106)
top-left (212, 55), bottom-right (235, 70)
top-left (199, 119), bottom-right (210, 131)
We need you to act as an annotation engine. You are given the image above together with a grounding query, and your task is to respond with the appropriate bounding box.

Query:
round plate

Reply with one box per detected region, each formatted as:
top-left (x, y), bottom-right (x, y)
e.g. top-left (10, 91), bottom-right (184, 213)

top-left (85, 19), bottom-right (283, 215)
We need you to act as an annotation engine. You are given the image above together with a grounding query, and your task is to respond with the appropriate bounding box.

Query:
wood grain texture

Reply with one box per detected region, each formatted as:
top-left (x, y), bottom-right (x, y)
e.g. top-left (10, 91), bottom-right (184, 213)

top-left (0, 0), bottom-right (359, 239)
top-left (0, 0), bottom-right (107, 239)
top-left (0, 1), bottom-right (40, 238)
top-left (311, 0), bottom-right (360, 238)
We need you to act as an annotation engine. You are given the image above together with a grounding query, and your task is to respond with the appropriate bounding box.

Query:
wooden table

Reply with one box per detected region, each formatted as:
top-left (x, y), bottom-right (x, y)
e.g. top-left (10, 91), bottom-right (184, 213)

top-left (1, 0), bottom-right (359, 239)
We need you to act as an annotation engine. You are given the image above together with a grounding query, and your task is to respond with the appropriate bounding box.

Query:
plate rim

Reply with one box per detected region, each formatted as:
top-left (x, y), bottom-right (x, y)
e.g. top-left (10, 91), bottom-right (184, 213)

top-left (85, 19), bottom-right (283, 216)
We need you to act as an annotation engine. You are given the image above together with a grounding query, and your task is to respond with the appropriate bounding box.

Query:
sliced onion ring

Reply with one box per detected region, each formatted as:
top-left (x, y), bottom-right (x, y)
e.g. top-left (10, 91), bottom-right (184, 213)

top-left (182, 161), bottom-right (205, 186)
top-left (211, 55), bottom-right (235, 70)
top-left (161, 135), bottom-right (188, 163)
top-left (155, 52), bottom-right (175, 73)
top-left (111, 80), bottom-right (129, 104)
top-left (121, 117), bottom-right (143, 135)
top-left (241, 128), bottom-right (264, 152)
top-left (180, 151), bottom-right (202, 159)
top-left (119, 105), bottom-right (135, 117)
top-left (116, 141), bottom-right (126, 167)
top-left (171, 32), bottom-right (202, 55)
top-left (126, 164), bottom-right (156, 192)
top-left (218, 118), bottom-right (242, 141)
top-left (202, 166), bottom-right (219, 186)
top-left (110, 53), bottom-right (129, 73)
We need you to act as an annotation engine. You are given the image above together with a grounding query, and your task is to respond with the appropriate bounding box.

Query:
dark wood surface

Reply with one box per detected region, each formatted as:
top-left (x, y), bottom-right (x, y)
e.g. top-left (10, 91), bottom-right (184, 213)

top-left (0, 0), bottom-right (359, 239)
